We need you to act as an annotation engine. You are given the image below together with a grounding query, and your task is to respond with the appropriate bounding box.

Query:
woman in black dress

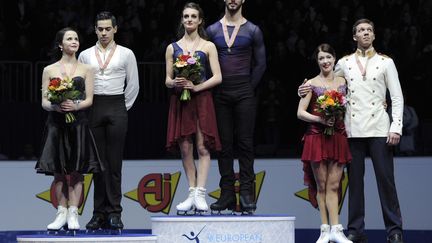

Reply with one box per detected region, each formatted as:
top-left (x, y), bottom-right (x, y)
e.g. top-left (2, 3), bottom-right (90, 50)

top-left (36, 27), bottom-right (101, 231)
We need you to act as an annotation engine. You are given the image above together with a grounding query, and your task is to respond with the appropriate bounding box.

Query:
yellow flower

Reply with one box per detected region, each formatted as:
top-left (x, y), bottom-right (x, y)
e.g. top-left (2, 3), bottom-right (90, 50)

top-left (325, 98), bottom-right (335, 106)
top-left (56, 85), bottom-right (67, 91)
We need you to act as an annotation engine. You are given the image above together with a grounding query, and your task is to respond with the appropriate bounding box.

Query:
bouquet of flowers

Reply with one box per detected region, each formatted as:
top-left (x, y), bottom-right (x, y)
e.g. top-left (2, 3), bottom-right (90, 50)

top-left (45, 77), bottom-right (82, 123)
top-left (172, 53), bottom-right (203, 101)
top-left (315, 89), bottom-right (347, 135)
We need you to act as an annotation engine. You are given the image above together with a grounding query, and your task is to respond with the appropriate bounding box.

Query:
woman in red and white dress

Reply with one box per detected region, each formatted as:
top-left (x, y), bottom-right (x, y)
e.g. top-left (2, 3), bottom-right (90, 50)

top-left (297, 43), bottom-right (352, 243)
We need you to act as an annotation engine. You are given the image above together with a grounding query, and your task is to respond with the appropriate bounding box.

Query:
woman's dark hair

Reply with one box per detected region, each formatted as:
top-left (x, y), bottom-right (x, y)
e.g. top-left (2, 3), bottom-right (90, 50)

top-left (177, 2), bottom-right (208, 40)
top-left (48, 27), bottom-right (79, 63)
top-left (352, 18), bottom-right (375, 35)
top-left (313, 43), bottom-right (336, 61)
top-left (95, 11), bottom-right (117, 27)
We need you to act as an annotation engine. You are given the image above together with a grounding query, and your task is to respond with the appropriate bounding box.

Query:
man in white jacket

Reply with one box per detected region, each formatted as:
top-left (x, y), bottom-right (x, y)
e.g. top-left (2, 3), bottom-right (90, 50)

top-left (299, 18), bottom-right (404, 243)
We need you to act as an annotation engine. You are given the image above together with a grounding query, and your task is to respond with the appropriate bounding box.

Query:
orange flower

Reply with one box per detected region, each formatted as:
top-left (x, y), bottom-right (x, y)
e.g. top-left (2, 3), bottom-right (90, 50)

top-left (174, 60), bottom-right (187, 68)
top-left (325, 98), bottom-right (335, 106)
top-left (314, 90), bottom-right (347, 136)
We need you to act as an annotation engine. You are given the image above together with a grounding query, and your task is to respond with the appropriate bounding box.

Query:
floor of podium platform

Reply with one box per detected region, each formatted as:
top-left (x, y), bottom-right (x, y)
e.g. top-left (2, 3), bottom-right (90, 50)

top-left (8, 230), bottom-right (153, 243)
top-left (2, 229), bottom-right (429, 243)
top-left (0, 229), bottom-right (432, 243)
top-left (152, 214), bottom-right (296, 220)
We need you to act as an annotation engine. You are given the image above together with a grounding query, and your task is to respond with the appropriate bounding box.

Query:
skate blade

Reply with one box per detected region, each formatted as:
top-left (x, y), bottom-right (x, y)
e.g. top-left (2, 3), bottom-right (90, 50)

top-left (109, 229), bottom-right (122, 235)
top-left (46, 229), bottom-right (78, 236)
top-left (46, 224), bottom-right (69, 235)
top-left (177, 210), bottom-right (196, 216)
top-left (194, 209), bottom-right (208, 215)
top-left (85, 229), bottom-right (97, 234)
top-left (46, 230), bottom-right (60, 235)
top-left (85, 228), bottom-right (121, 235)
top-left (241, 210), bottom-right (255, 215)
top-left (210, 209), bottom-right (236, 215)
top-left (85, 229), bottom-right (106, 235)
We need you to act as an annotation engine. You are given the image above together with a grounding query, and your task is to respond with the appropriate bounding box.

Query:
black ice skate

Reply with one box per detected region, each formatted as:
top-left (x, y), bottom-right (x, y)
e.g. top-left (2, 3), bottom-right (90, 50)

top-left (210, 191), bottom-right (236, 215)
top-left (85, 214), bottom-right (107, 234)
top-left (107, 214), bottom-right (123, 235)
top-left (239, 193), bottom-right (256, 215)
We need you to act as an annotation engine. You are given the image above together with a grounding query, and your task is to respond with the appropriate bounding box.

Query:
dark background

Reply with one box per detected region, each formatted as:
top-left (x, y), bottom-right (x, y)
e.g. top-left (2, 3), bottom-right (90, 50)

top-left (0, 0), bottom-right (431, 160)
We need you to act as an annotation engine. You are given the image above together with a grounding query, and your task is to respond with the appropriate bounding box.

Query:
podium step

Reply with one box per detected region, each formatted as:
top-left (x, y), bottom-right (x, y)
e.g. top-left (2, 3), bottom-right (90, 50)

top-left (17, 232), bottom-right (157, 243)
top-left (152, 214), bottom-right (295, 243)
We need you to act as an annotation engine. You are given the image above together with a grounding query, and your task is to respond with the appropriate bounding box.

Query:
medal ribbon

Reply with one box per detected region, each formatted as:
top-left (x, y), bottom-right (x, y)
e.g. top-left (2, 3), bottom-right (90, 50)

top-left (185, 37), bottom-right (200, 55)
top-left (59, 61), bottom-right (78, 78)
top-left (355, 49), bottom-right (375, 80)
top-left (95, 42), bottom-right (117, 73)
top-left (222, 17), bottom-right (241, 51)
top-left (355, 54), bottom-right (370, 80)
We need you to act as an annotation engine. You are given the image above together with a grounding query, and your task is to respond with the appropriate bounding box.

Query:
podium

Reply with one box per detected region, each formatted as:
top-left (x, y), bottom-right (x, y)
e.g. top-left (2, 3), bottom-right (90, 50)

top-left (152, 214), bottom-right (295, 243)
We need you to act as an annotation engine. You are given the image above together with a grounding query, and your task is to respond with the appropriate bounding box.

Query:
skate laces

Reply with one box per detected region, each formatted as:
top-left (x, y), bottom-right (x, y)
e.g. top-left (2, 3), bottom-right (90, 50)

top-left (332, 224), bottom-right (343, 232)
top-left (320, 224), bottom-right (330, 232)
top-left (188, 187), bottom-right (196, 197)
top-left (70, 209), bottom-right (78, 216)
top-left (56, 207), bottom-right (67, 216)
top-left (330, 224), bottom-right (351, 241)
top-left (196, 187), bottom-right (206, 196)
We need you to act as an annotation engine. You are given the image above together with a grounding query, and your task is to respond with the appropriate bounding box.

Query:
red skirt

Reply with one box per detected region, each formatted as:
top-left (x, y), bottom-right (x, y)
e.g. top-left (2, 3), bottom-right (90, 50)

top-left (166, 90), bottom-right (221, 152)
top-left (301, 132), bottom-right (352, 208)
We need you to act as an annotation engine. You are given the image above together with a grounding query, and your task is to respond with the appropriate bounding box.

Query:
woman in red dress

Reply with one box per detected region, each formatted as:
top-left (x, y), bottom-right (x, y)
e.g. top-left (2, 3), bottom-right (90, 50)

top-left (164, 2), bottom-right (222, 214)
top-left (297, 43), bottom-right (352, 243)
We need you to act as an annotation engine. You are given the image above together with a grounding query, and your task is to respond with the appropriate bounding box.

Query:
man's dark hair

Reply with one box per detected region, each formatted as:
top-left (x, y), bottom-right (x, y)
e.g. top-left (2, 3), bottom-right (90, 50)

top-left (352, 18), bottom-right (375, 35)
top-left (95, 11), bottom-right (117, 27)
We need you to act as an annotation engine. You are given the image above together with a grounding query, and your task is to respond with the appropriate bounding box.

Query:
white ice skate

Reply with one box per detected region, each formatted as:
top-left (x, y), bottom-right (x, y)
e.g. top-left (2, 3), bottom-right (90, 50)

top-left (194, 187), bottom-right (208, 214)
top-left (330, 224), bottom-right (353, 243)
top-left (316, 224), bottom-right (330, 243)
top-left (176, 187), bottom-right (196, 215)
top-left (67, 206), bottom-right (80, 231)
top-left (47, 206), bottom-right (68, 231)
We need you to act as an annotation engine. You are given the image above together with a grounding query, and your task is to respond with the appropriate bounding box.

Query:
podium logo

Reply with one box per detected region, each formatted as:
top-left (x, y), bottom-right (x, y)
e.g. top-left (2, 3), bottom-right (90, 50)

top-left (206, 232), bottom-right (263, 242)
top-left (124, 172), bottom-right (181, 214)
top-left (35, 174), bottom-right (93, 215)
top-left (182, 225), bottom-right (206, 242)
